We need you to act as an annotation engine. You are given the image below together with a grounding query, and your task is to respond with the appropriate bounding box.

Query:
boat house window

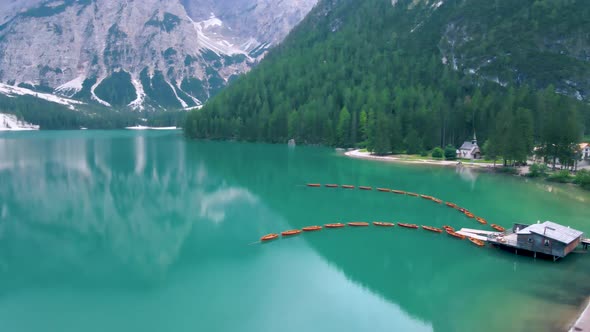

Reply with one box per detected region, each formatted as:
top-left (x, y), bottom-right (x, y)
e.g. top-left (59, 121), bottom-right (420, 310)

top-left (528, 237), bottom-right (533, 243)
top-left (544, 239), bottom-right (550, 246)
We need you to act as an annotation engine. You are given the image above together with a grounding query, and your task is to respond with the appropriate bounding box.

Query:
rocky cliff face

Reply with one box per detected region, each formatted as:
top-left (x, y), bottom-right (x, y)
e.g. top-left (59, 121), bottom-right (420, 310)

top-left (182, 0), bottom-right (316, 49)
top-left (0, 0), bottom-right (43, 23)
top-left (0, 0), bottom-right (316, 110)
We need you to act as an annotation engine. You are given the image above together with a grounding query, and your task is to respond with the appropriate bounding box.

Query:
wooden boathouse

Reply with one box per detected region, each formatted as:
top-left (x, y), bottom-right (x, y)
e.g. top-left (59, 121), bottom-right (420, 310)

top-left (486, 221), bottom-right (584, 261)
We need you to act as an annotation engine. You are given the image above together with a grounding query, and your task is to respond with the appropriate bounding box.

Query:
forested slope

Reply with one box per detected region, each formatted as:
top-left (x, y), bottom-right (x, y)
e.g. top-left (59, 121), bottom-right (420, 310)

top-left (0, 94), bottom-right (186, 129)
top-left (185, 0), bottom-right (590, 162)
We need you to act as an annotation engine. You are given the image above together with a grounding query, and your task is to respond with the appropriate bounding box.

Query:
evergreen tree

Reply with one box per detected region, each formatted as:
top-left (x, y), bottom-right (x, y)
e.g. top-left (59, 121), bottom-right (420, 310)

top-left (482, 139), bottom-right (500, 167)
top-left (512, 107), bottom-right (534, 163)
top-left (373, 112), bottom-right (392, 155)
top-left (336, 106), bottom-right (351, 147)
top-left (405, 129), bottom-right (422, 155)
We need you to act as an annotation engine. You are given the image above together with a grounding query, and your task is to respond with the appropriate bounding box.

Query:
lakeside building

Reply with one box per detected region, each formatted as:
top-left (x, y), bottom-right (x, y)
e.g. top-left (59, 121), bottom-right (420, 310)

top-left (531, 143), bottom-right (590, 166)
top-left (457, 133), bottom-right (481, 159)
top-left (580, 143), bottom-right (590, 160)
top-left (487, 221), bottom-right (585, 261)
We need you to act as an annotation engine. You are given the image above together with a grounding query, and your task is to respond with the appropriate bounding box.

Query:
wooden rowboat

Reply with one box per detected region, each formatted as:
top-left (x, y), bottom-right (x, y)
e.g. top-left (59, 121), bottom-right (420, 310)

top-left (457, 207), bottom-right (466, 213)
top-left (432, 198), bottom-right (443, 204)
top-left (445, 202), bottom-right (457, 208)
top-left (442, 225), bottom-right (455, 232)
top-left (468, 237), bottom-right (485, 247)
top-left (260, 233), bottom-right (279, 241)
top-left (348, 222), bottom-right (369, 226)
top-left (307, 183), bottom-right (321, 187)
top-left (398, 222), bottom-right (419, 229)
top-left (359, 186), bottom-right (372, 190)
top-left (325, 184), bottom-right (339, 188)
top-left (341, 185), bottom-right (355, 189)
top-left (373, 222), bottom-right (395, 227)
top-left (377, 188), bottom-right (391, 192)
top-left (446, 229), bottom-right (466, 240)
top-left (422, 225), bottom-right (443, 233)
top-left (392, 190), bottom-right (406, 194)
top-left (281, 229), bottom-right (302, 236)
top-left (475, 217), bottom-right (488, 224)
top-left (325, 223), bottom-right (346, 228)
top-left (491, 224), bottom-right (505, 232)
top-left (420, 194), bottom-right (433, 200)
top-left (464, 212), bottom-right (475, 218)
top-left (407, 192), bottom-right (419, 197)
top-left (302, 225), bottom-right (322, 231)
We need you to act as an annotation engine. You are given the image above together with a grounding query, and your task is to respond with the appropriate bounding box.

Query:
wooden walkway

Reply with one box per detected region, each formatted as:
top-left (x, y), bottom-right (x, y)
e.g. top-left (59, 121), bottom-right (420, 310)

top-left (486, 233), bottom-right (518, 247)
top-left (458, 228), bottom-right (502, 236)
top-left (455, 231), bottom-right (487, 241)
top-left (456, 228), bottom-right (503, 241)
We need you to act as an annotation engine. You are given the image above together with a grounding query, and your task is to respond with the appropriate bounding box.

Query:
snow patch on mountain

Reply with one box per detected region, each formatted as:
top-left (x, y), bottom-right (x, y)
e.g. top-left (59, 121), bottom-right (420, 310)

top-left (0, 113), bottom-right (39, 131)
top-left (184, 105), bottom-right (202, 111)
top-left (55, 75), bottom-right (85, 97)
top-left (128, 77), bottom-right (146, 111)
top-left (191, 16), bottom-right (249, 56)
top-left (167, 80), bottom-right (188, 109)
top-left (201, 14), bottom-right (222, 29)
top-left (90, 77), bottom-right (112, 107)
top-left (240, 37), bottom-right (260, 52)
top-left (0, 83), bottom-right (83, 110)
top-left (176, 82), bottom-right (202, 106)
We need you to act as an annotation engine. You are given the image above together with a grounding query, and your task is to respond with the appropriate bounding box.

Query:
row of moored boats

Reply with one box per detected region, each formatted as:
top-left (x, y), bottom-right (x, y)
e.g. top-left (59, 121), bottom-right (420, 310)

top-left (260, 222), bottom-right (486, 247)
top-left (306, 183), bottom-right (506, 233)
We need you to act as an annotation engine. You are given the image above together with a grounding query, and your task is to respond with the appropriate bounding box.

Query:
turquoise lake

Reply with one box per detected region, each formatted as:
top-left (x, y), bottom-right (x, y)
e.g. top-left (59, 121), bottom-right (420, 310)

top-left (0, 130), bottom-right (589, 332)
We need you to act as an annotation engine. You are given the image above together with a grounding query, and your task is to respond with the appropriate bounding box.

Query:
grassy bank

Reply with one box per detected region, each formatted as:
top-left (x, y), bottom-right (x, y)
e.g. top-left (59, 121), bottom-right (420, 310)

top-left (526, 163), bottom-right (590, 190)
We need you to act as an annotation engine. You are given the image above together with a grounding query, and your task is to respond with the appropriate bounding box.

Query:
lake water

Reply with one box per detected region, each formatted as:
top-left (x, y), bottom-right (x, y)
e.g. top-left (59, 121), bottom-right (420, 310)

top-left (0, 130), bottom-right (589, 332)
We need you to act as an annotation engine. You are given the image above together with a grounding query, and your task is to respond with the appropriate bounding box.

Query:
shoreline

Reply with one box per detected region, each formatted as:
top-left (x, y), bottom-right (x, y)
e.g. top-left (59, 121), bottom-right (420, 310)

top-left (346, 148), bottom-right (590, 331)
top-left (344, 149), bottom-right (499, 170)
top-left (124, 125), bottom-right (179, 130)
top-left (570, 297), bottom-right (590, 332)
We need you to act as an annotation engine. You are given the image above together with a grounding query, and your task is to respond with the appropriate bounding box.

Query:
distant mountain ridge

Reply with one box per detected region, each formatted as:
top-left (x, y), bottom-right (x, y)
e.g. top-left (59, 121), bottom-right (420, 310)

top-left (0, 0), bottom-right (316, 111)
top-left (185, 0), bottom-right (590, 157)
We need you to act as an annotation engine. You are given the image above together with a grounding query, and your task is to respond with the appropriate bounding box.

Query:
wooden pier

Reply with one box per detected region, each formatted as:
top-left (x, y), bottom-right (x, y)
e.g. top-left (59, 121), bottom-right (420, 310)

top-left (456, 229), bottom-right (489, 241)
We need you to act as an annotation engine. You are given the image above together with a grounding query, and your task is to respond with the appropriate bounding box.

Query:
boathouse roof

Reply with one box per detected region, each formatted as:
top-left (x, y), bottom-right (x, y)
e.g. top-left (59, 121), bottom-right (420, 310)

top-left (517, 221), bottom-right (583, 244)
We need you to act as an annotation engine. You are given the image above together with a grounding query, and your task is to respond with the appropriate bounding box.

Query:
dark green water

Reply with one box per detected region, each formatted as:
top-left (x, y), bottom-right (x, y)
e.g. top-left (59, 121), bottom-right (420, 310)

top-left (0, 130), bottom-right (589, 332)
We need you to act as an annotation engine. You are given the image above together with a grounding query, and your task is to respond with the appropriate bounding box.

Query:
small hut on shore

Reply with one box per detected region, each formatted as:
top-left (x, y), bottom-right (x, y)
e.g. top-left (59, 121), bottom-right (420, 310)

top-left (457, 133), bottom-right (481, 159)
top-left (580, 143), bottom-right (590, 160)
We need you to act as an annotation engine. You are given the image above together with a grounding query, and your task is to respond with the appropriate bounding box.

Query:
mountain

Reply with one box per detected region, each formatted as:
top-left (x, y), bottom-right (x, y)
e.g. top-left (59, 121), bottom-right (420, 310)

top-left (0, 113), bottom-right (39, 131)
top-left (0, 0), bottom-right (316, 111)
top-left (185, 0), bottom-right (590, 161)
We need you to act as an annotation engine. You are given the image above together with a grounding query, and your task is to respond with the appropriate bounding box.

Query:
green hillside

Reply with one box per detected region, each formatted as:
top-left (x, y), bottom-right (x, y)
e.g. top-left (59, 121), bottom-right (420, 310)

top-left (185, 0), bottom-right (590, 163)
